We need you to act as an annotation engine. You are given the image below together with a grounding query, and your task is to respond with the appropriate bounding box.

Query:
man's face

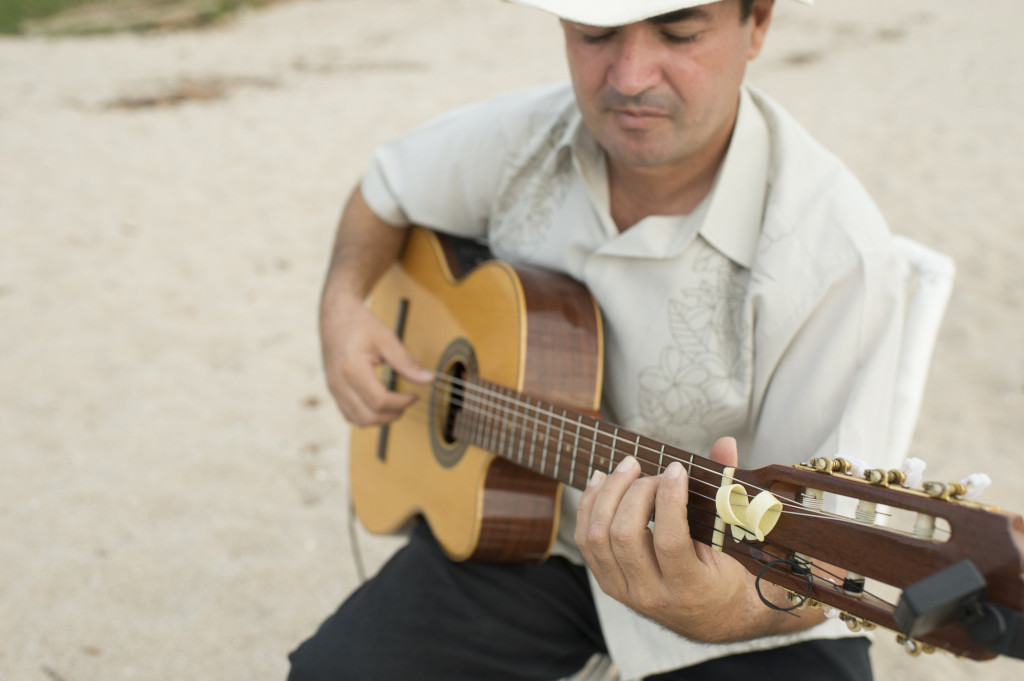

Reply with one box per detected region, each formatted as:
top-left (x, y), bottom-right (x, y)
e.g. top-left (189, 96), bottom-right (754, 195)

top-left (562, 0), bottom-right (773, 172)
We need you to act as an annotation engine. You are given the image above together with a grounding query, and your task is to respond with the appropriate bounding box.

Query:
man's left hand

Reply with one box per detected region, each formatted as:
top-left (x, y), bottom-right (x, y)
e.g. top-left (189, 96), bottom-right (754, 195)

top-left (575, 436), bottom-right (809, 642)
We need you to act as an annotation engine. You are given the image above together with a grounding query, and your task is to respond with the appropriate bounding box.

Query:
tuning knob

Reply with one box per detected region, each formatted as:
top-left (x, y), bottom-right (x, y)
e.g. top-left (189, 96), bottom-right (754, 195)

top-left (896, 635), bottom-right (936, 657)
top-left (900, 457), bottom-right (927, 489)
top-left (959, 473), bottom-right (992, 501)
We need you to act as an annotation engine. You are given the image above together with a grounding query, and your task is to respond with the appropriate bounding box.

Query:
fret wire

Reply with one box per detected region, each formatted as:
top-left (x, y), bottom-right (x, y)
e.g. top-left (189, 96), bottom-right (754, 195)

top-left (561, 405), bottom-right (569, 481)
top-left (639, 435), bottom-right (661, 477)
top-left (528, 396), bottom-right (539, 472)
top-left (492, 387), bottom-right (504, 455)
top-left (493, 387), bottom-right (505, 454)
top-left (515, 396), bottom-right (528, 467)
top-left (609, 427), bottom-right (619, 474)
top-left (541, 406), bottom-right (552, 479)
top-left (475, 386), bottom-right (485, 450)
top-left (570, 413), bottom-right (583, 487)
top-left (600, 423), bottom-right (613, 472)
top-left (496, 386), bottom-right (509, 459)
top-left (506, 386), bottom-right (518, 460)
top-left (587, 419), bottom-right (598, 484)
top-left (487, 385), bottom-right (499, 454)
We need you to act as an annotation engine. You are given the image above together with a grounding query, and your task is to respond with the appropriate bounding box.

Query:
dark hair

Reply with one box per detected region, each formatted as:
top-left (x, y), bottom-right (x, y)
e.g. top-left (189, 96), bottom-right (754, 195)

top-left (740, 0), bottom-right (757, 22)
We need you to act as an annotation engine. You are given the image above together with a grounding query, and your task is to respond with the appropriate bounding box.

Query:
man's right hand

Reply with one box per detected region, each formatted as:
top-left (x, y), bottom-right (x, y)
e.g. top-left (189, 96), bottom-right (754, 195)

top-left (319, 293), bottom-right (434, 427)
top-left (317, 187), bottom-right (434, 427)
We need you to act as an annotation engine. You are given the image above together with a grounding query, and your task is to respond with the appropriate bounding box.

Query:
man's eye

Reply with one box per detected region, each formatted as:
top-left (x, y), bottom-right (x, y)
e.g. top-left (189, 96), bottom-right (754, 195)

top-left (581, 30), bottom-right (616, 44)
top-left (662, 31), bottom-right (700, 44)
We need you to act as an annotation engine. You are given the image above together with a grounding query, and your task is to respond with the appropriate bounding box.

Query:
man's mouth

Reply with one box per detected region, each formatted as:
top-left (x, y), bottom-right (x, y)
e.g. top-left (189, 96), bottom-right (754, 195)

top-left (610, 108), bottom-right (669, 129)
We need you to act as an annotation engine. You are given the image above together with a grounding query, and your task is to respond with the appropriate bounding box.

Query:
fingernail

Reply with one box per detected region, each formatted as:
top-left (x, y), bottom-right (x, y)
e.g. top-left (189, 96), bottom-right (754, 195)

top-left (615, 456), bottom-right (639, 474)
top-left (587, 470), bottom-right (606, 488)
top-left (663, 461), bottom-right (683, 479)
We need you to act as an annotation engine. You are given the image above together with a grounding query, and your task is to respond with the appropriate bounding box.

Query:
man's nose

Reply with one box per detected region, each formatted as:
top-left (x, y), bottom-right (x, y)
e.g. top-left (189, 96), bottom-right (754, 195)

top-left (606, 29), bottom-right (662, 97)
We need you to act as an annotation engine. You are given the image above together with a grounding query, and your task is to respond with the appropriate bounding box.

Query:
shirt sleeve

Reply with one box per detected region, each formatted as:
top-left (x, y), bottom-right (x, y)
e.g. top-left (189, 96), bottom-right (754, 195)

top-left (360, 85), bottom-right (573, 240)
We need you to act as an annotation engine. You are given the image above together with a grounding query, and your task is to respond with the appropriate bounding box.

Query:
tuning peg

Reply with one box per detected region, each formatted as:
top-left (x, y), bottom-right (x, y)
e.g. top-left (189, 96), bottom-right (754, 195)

top-left (896, 635), bottom-right (936, 656)
top-left (809, 455), bottom-right (870, 478)
top-left (844, 457), bottom-right (869, 478)
top-left (808, 456), bottom-right (841, 473)
top-left (900, 457), bottom-right (927, 489)
top-left (923, 481), bottom-right (964, 499)
top-left (959, 473), bottom-right (992, 501)
top-left (922, 474), bottom-right (992, 501)
top-left (838, 612), bottom-right (877, 633)
top-left (865, 467), bottom-right (905, 487)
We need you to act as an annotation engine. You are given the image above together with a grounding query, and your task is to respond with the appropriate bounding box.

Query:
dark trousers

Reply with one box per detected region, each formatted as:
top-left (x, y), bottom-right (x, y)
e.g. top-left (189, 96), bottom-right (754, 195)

top-left (288, 523), bottom-right (873, 681)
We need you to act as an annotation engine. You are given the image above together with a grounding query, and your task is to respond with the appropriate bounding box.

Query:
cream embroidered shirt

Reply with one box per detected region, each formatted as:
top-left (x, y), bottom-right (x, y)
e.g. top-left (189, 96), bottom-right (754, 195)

top-left (361, 82), bottom-right (906, 680)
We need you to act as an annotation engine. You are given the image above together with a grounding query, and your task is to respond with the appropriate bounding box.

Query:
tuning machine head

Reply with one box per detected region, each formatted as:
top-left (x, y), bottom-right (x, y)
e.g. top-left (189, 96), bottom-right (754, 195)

top-left (923, 474), bottom-right (993, 501)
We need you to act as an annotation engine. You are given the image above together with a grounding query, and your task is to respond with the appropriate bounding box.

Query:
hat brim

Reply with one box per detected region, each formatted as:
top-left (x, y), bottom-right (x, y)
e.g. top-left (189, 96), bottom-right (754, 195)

top-left (507, 0), bottom-right (811, 27)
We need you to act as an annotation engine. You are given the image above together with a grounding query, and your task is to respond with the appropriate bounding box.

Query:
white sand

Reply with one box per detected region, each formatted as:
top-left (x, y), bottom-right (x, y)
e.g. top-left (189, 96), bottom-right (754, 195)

top-left (1, 0), bottom-right (1022, 679)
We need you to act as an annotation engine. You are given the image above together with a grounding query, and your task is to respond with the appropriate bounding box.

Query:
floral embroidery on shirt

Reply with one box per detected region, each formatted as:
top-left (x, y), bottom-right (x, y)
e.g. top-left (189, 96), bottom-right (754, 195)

top-left (635, 247), bottom-right (752, 447)
top-left (490, 111), bottom-right (575, 260)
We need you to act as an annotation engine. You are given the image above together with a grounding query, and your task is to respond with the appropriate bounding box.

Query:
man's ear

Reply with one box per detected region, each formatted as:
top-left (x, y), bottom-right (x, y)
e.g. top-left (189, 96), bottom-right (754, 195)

top-left (747, 0), bottom-right (775, 60)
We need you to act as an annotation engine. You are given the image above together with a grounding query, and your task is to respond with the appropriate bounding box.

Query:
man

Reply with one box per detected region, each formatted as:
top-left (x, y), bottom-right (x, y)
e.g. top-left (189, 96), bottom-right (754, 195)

top-left (292, 0), bottom-right (904, 678)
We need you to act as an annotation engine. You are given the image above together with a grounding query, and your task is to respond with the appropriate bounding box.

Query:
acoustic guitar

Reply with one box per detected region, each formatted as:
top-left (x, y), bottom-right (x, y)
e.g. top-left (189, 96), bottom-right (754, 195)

top-left (349, 226), bottom-right (1024, 662)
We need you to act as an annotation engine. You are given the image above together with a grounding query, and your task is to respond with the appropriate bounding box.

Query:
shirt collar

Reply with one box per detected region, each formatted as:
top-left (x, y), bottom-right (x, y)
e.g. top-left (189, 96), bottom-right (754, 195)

top-left (699, 87), bottom-right (769, 269)
top-left (566, 86), bottom-right (769, 268)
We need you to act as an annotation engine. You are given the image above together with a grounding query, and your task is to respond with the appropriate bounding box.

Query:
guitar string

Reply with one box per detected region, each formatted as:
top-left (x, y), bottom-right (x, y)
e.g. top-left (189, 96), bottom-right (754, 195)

top-left (683, 504), bottom-right (899, 612)
top-left (428, 373), bottom-right (942, 538)
top-left (404, 373), bottom-right (930, 540)
top-left (685, 504), bottom-right (901, 613)
top-left (385, 373), bottom-right (950, 543)
top-left (443, 374), bottom-right (940, 537)
top-left (401, 383), bottom-right (905, 616)
top-left (372, 378), bottom-right (905, 615)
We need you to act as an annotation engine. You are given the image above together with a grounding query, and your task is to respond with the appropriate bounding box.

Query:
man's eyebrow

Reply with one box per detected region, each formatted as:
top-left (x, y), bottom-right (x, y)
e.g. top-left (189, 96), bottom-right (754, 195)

top-left (649, 8), bottom-right (711, 24)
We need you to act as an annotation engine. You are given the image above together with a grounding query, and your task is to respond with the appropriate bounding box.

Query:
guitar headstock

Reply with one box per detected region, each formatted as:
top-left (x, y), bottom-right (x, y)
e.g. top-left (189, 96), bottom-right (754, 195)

top-left (720, 457), bottom-right (1024, 661)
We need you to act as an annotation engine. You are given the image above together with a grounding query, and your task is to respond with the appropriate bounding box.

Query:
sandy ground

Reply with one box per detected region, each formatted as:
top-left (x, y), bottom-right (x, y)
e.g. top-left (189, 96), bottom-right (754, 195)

top-left (1, 0), bottom-right (1022, 679)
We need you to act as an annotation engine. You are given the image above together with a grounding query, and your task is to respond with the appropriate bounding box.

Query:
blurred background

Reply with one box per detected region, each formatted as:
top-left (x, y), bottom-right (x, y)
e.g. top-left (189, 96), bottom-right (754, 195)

top-left (1, 0), bottom-right (1022, 679)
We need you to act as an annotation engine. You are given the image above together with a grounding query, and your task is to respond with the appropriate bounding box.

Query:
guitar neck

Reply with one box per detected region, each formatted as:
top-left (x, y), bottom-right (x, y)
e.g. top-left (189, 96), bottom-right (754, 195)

top-left (451, 375), bottom-right (724, 493)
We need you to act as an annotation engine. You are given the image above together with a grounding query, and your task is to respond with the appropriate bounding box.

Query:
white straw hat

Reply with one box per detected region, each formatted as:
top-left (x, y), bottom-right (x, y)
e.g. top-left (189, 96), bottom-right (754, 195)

top-left (507, 0), bottom-right (812, 27)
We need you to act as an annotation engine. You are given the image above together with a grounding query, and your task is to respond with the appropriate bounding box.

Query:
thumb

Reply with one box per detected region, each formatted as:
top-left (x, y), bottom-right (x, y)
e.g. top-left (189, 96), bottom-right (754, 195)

top-left (708, 436), bottom-right (738, 468)
top-left (377, 334), bottom-right (434, 385)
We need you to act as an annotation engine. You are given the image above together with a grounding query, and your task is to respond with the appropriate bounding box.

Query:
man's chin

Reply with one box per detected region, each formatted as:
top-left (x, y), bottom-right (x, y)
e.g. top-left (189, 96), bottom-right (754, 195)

top-left (605, 143), bottom-right (679, 170)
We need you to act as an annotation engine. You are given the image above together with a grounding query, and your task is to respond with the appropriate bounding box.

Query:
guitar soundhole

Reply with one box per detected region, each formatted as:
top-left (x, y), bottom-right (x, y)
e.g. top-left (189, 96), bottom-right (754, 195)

top-left (441, 362), bottom-right (466, 445)
top-left (430, 338), bottom-right (477, 468)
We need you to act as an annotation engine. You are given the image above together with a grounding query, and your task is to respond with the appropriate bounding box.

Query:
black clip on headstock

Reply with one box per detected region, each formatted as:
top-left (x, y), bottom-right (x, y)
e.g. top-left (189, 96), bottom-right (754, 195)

top-left (894, 559), bottom-right (1024, 660)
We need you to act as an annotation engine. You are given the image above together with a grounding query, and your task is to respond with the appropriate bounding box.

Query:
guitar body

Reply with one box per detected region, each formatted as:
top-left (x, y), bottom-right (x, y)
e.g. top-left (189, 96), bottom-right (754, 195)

top-left (350, 227), bottom-right (604, 562)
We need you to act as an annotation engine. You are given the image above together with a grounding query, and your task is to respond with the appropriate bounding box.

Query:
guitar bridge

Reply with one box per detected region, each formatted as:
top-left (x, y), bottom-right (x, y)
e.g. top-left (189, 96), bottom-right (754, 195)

top-left (376, 297), bottom-right (410, 462)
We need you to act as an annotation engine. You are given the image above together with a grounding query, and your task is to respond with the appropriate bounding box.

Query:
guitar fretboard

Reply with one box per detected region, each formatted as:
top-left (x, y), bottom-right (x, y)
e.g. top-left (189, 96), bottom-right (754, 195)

top-left (450, 375), bottom-right (712, 491)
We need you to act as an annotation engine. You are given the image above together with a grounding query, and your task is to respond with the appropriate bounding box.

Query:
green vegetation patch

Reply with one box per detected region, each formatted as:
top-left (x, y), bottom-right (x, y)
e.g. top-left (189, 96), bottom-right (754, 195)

top-left (0, 0), bottom-right (269, 36)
